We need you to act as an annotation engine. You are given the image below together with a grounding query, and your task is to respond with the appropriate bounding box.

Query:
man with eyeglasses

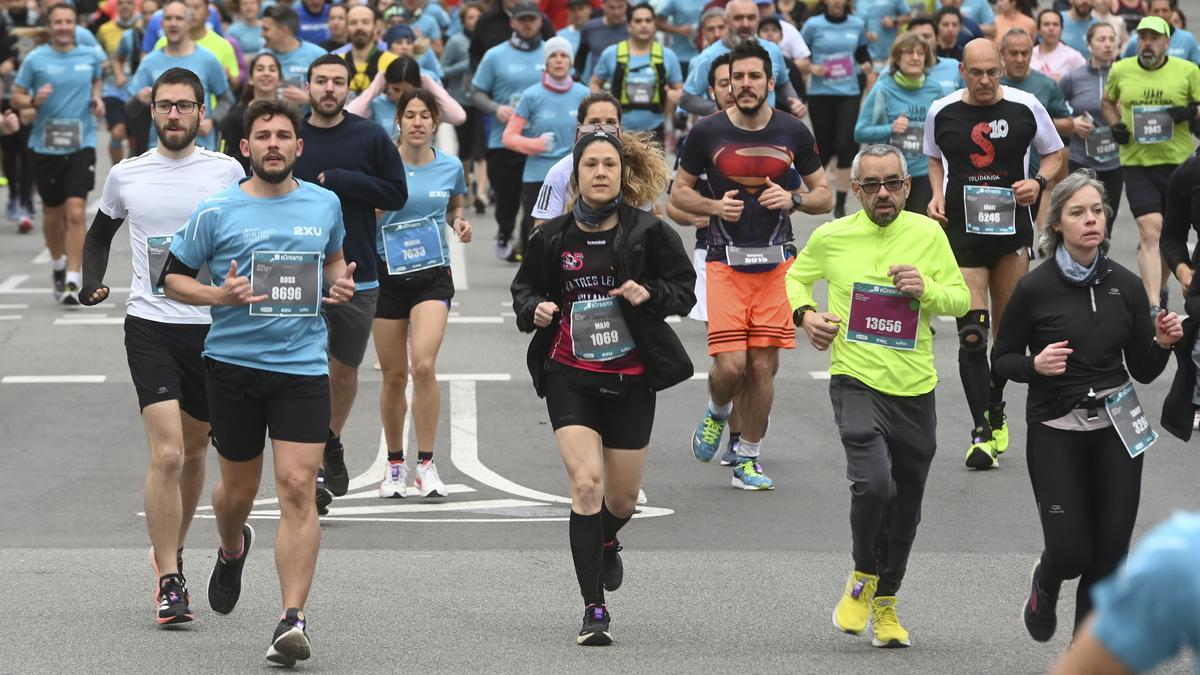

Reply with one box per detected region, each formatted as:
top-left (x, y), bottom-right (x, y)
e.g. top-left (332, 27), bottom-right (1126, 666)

top-left (126, 0), bottom-right (233, 152)
top-left (10, 2), bottom-right (106, 305)
top-left (1103, 16), bottom-right (1200, 314)
top-left (925, 38), bottom-right (1063, 470)
top-left (787, 143), bottom-right (968, 649)
top-left (672, 40), bottom-right (832, 491)
top-left (293, 54), bottom-right (408, 513)
top-left (78, 67), bottom-right (246, 626)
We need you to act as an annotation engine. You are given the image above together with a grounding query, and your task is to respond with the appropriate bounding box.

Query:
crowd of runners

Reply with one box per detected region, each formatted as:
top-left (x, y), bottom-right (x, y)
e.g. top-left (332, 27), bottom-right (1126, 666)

top-left (6, 0), bottom-right (1199, 667)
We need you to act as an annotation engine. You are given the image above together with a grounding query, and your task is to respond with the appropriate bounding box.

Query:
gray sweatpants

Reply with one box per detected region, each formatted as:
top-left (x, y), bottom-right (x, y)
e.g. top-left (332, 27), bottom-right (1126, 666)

top-left (829, 375), bottom-right (937, 597)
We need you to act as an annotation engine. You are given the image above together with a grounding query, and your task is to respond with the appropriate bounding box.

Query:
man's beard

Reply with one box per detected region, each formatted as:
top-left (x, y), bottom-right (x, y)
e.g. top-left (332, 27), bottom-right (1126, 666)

top-left (252, 154), bottom-right (294, 183)
top-left (310, 92), bottom-right (348, 119)
top-left (155, 118), bottom-right (199, 150)
top-left (735, 91), bottom-right (765, 115)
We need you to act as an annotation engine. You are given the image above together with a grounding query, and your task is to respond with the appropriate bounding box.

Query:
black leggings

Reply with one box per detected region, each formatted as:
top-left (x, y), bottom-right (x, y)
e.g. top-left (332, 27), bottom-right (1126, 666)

top-left (456, 106), bottom-right (486, 163)
top-left (1069, 161), bottom-right (1124, 235)
top-left (485, 147), bottom-right (526, 245)
top-left (1027, 422), bottom-right (1143, 633)
top-left (1, 123), bottom-right (33, 206)
top-left (905, 175), bottom-right (932, 217)
top-left (808, 94), bottom-right (860, 169)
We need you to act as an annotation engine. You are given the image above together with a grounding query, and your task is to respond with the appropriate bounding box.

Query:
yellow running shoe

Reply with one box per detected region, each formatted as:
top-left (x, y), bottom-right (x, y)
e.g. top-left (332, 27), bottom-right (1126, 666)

top-left (833, 570), bottom-right (878, 635)
top-left (964, 427), bottom-right (999, 470)
top-left (986, 407), bottom-right (1009, 455)
top-left (871, 596), bottom-right (911, 648)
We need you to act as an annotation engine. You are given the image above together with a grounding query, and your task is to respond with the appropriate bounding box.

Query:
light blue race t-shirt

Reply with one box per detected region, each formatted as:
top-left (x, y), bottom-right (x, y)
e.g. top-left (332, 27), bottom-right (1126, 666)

top-left (1059, 10), bottom-right (1097, 57)
top-left (169, 178), bottom-right (346, 376)
top-left (948, 0), bottom-right (994, 27)
top-left (370, 95), bottom-right (398, 136)
top-left (659, 0), bottom-right (702, 64)
top-left (1123, 29), bottom-right (1200, 64)
top-left (375, 148), bottom-right (466, 261)
top-left (1090, 512), bottom-right (1200, 675)
top-left (514, 81), bottom-right (589, 181)
top-left (801, 14), bottom-right (870, 96)
top-left (15, 44), bottom-right (104, 155)
top-left (592, 43), bottom-right (683, 133)
top-left (128, 47), bottom-right (229, 150)
top-left (227, 21), bottom-right (265, 55)
top-left (857, 0), bottom-right (912, 61)
top-left (472, 41), bottom-right (545, 149)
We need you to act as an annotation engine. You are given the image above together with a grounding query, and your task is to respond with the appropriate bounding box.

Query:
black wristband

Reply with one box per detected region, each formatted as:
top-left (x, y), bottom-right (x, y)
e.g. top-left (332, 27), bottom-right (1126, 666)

top-left (793, 304), bottom-right (815, 327)
top-left (1034, 175), bottom-right (1048, 193)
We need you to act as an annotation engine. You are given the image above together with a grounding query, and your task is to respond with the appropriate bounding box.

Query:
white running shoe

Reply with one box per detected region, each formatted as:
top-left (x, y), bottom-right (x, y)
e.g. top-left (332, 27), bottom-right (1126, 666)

top-left (378, 462), bottom-right (409, 498)
top-left (415, 460), bottom-right (447, 498)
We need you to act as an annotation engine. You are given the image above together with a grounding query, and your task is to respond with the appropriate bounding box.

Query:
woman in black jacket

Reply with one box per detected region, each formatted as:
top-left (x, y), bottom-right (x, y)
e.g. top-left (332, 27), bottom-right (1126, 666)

top-left (511, 129), bottom-right (695, 647)
top-left (993, 169), bottom-right (1184, 644)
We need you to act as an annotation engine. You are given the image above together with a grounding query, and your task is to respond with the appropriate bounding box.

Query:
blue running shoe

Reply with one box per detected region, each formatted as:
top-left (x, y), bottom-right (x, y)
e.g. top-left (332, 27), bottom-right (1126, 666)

top-left (732, 458), bottom-right (774, 490)
top-left (692, 409), bottom-right (728, 462)
top-left (719, 432), bottom-right (741, 466)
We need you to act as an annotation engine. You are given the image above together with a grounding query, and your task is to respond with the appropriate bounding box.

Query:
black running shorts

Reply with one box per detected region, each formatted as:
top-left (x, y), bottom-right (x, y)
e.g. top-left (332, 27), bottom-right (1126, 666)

top-left (124, 315), bottom-right (210, 421)
top-left (374, 264), bottom-right (454, 320)
top-left (543, 361), bottom-right (656, 450)
top-left (1123, 164), bottom-right (1174, 218)
top-left (31, 147), bottom-right (95, 207)
top-left (204, 358), bottom-right (331, 462)
top-left (952, 244), bottom-right (1032, 270)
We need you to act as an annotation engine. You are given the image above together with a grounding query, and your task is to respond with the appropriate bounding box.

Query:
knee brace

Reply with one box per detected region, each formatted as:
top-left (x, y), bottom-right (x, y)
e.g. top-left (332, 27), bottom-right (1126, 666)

top-left (957, 310), bottom-right (990, 363)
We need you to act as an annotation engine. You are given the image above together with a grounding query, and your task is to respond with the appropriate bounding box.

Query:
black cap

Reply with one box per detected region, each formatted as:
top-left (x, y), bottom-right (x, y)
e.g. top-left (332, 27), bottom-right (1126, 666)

top-left (512, 1), bottom-right (542, 19)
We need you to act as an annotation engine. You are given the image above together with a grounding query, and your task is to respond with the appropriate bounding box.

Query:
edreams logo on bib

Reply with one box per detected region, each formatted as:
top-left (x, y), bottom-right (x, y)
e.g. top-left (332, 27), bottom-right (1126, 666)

top-left (271, 253), bottom-right (309, 263)
top-left (293, 226), bottom-right (323, 236)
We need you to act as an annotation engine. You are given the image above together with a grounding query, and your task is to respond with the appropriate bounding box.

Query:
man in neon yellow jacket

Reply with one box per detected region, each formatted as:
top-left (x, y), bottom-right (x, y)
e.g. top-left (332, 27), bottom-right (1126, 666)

top-left (786, 143), bottom-right (969, 651)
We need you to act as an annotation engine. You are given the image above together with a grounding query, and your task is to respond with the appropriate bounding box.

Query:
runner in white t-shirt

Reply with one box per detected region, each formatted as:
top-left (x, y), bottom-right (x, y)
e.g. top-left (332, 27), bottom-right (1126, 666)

top-left (78, 67), bottom-right (245, 627)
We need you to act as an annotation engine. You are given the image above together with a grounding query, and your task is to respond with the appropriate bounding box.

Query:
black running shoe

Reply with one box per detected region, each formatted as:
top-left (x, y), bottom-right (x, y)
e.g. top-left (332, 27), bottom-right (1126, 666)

top-left (1023, 562), bottom-right (1058, 642)
top-left (577, 604), bottom-right (613, 646)
top-left (266, 608), bottom-right (311, 666)
top-left (156, 574), bottom-right (193, 626)
top-left (316, 470), bottom-right (333, 516)
top-left (601, 539), bottom-right (623, 592)
top-left (323, 441), bottom-right (349, 497)
top-left (208, 524), bottom-right (253, 615)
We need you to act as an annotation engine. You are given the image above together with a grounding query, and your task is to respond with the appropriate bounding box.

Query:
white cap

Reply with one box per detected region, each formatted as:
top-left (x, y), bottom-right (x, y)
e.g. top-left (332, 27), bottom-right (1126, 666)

top-left (544, 36), bottom-right (575, 61)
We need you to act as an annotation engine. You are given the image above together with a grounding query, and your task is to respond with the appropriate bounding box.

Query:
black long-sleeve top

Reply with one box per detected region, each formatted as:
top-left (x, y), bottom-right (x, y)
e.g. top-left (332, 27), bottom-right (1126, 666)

top-left (1161, 152), bottom-right (1200, 288)
top-left (992, 254), bottom-right (1171, 423)
top-left (293, 112), bottom-right (408, 288)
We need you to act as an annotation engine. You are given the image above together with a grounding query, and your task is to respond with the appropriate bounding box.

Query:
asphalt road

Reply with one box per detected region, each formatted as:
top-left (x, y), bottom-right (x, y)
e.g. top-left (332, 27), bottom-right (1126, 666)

top-left (1, 127), bottom-right (1198, 674)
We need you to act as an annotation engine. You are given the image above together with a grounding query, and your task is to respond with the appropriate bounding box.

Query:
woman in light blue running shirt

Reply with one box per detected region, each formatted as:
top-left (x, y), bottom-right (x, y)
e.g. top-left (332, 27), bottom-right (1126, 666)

top-left (801, 0), bottom-right (872, 217)
top-left (373, 88), bottom-right (472, 501)
top-left (854, 32), bottom-right (945, 215)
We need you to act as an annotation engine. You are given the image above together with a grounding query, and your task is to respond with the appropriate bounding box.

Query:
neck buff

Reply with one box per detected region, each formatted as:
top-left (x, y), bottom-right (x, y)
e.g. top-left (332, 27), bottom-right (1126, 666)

top-left (573, 193), bottom-right (623, 227)
top-left (510, 33), bottom-right (542, 51)
top-left (542, 71), bottom-right (574, 92)
top-left (894, 72), bottom-right (925, 89)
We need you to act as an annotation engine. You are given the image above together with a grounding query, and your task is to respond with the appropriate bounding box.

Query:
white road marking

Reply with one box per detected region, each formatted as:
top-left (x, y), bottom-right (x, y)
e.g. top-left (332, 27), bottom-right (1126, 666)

top-left (0, 275), bottom-right (29, 291)
top-left (437, 373), bottom-right (510, 382)
top-left (247, 498), bottom-right (548, 517)
top-left (450, 380), bottom-right (571, 504)
top-left (448, 316), bottom-right (502, 324)
top-left (449, 235), bottom-right (467, 290)
top-left (809, 371), bottom-right (831, 380)
top-left (31, 249), bottom-right (50, 264)
top-left (0, 304), bottom-right (29, 309)
top-left (689, 373), bottom-right (708, 380)
top-left (54, 317), bottom-right (125, 325)
top-left (200, 503), bottom-right (677, 523)
top-left (2, 375), bottom-right (106, 383)
top-left (0, 315), bottom-right (22, 321)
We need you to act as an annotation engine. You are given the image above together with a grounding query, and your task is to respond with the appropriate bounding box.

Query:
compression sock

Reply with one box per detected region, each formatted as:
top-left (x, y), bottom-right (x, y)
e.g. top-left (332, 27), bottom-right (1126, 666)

top-left (387, 451), bottom-right (404, 463)
top-left (569, 511), bottom-right (605, 606)
top-left (599, 501), bottom-right (631, 542)
top-left (418, 452), bottom-right (433, 463)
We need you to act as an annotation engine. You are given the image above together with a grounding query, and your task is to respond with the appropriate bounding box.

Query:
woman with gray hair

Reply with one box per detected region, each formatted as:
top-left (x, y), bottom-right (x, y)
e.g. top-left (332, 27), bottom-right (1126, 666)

top-left (992, 169), bottom-right (1184, 644)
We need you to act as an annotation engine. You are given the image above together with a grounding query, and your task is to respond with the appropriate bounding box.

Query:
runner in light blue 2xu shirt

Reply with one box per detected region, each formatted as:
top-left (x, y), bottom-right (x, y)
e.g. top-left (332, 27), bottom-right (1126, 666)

top-left (10, 2), bottom-right (105, 306)
top-left (261, 3), bottom-right (330, 108)
top-left (162, 99), bottom-right (354, 669)
top-left (374, 88), bottom-right (472, 501)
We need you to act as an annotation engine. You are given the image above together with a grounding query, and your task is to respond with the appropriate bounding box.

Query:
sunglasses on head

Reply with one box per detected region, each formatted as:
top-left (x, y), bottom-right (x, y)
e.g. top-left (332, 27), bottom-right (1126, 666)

top-left (575, 123), bottom-right (620, 141)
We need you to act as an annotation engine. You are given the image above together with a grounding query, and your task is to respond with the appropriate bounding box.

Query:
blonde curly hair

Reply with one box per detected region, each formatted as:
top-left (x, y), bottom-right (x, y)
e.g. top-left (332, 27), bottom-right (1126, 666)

top-left (569, 131), bottom-right (670, 210)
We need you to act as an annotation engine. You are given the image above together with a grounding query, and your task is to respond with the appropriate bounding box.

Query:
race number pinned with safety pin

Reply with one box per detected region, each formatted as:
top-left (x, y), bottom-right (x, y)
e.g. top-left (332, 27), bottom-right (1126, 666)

top-left (147, 235), bottom-right (210, 296)
top-left (571, 297), bottom-right (634, 362)
top-left (726, 245), bottom-right (785, 269)
top-left (963, 185), bottom-right (1016, 235)
top-left (381, 217), bottom-right (448, 275)
top-left (1085, 126), bottom-right (1119, 163)
top-left (1132, 105), bottom-right (1173, 144)
top-left (892, 121), bottom-right (924, 158)
top-left (43, 118), bottom-right (81, 152)
top-left (845, 282), bottom-right (920, 350)
top-left (249, 251), bottom-right (321, 317)
top-left (1105, 382), bottom-right (1158, 458)
top-left (822, 52), bottom-right (854, 80)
